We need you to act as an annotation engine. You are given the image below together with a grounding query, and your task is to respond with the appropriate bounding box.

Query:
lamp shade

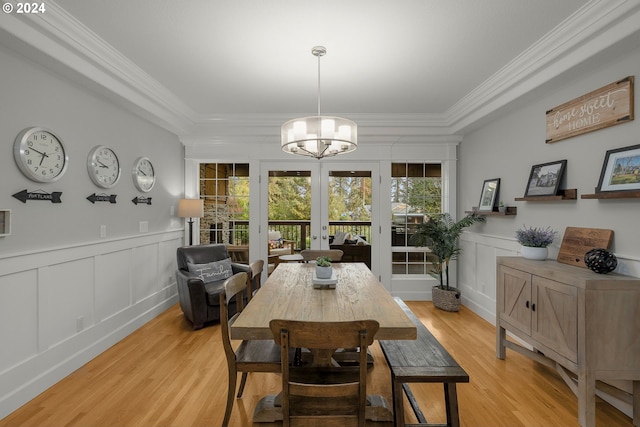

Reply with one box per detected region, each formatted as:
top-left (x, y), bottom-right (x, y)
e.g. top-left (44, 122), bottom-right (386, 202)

top-left (178, 199), bottom-right (204, 218)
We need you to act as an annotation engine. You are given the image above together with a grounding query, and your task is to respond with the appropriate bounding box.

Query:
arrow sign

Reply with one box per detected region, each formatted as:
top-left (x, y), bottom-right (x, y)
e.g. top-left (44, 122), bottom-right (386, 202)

top-left (13, 189), bottom-right (62, 203)
top-left (87, 193), bottom-right (117, 204)
top-left (132, 196), bottom-right (152, 205)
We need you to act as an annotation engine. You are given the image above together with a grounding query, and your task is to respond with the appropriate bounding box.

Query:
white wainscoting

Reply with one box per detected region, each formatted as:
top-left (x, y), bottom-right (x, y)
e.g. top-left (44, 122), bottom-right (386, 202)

top-left (458, 232), bottom-right (640, 325)
top-left (0, 230), bottom-right (183, 418)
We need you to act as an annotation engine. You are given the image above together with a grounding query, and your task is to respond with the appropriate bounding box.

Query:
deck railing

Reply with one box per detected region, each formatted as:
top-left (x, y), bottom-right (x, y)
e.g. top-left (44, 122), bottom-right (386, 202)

top-left (209, 220), bottom-right (372, 251)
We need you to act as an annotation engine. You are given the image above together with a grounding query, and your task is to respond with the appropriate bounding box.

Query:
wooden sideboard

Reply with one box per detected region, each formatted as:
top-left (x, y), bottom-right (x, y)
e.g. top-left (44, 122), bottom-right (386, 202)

top-left (496, 256), bottom-right (640, 427)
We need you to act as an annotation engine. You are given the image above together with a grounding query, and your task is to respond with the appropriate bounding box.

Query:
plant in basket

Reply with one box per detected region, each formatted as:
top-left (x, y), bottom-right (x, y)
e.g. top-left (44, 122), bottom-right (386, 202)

top-left (410, 212), bottom-right (486, 311)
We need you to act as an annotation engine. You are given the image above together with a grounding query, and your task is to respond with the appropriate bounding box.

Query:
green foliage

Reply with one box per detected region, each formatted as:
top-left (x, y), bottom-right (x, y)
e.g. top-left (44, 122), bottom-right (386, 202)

top-left (316, 256), bottom-right (332, 267)
top-left (268, 176), bottom-right (311, 220)
top-left (410, 212), bottom-right (486, 290)
top-left (328, 176), bottom-right (372, 221)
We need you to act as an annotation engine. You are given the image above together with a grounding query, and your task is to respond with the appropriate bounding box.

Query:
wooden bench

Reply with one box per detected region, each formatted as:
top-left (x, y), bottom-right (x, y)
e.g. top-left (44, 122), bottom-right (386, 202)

top-left (379, 298), bottom-right (469, 427)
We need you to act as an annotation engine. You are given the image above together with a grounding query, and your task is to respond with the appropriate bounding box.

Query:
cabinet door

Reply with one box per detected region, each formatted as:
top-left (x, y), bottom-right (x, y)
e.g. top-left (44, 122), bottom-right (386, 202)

top-left (498, 265), bottom-right (532, 335)
top-left (532, 276), bottom-right (578, 363)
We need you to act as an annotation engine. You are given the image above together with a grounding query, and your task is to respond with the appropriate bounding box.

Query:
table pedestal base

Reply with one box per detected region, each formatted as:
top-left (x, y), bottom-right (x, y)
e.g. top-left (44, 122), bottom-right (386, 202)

top-left (253, 394), bottom-right (393, 422)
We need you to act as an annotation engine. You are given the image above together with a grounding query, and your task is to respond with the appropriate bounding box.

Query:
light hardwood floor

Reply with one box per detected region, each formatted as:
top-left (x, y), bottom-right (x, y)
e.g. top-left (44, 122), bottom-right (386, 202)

top-left (1, 301), bottom-right (632, 427)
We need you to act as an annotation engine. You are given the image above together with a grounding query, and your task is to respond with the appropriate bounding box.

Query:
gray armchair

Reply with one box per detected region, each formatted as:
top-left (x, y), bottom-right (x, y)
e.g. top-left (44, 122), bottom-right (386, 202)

top-left (176, 244), bottom-right (251, 330)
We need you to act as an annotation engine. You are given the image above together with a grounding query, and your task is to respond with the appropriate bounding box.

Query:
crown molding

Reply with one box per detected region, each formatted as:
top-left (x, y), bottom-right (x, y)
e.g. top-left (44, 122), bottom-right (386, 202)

top-left (0, 0), bottom-right (195, 134)
top-left (1, 0), bottom-right (638, 143)
top-left (446, 0), bottom-right (640, 133)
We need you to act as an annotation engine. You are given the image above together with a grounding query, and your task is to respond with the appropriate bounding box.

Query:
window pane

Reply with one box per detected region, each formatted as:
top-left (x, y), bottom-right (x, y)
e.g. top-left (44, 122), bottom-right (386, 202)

top-left (199, 163), bottom-right (249, 245)
top-left (391, 162), bottom-right (442, 275)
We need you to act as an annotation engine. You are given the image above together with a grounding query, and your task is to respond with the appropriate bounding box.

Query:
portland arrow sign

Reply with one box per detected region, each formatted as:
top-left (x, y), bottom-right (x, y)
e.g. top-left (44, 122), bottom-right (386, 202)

top-left (13, 189), bottom-right (62, 203)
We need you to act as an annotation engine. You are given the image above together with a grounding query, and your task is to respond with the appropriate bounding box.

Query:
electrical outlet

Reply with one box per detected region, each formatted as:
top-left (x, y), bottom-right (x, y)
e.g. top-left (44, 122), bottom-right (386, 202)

top-left (100, 225), bottom-right (107, 238)
top-left (76, 316), bottom-right (84, 332)
top-left (139, 221), bottom-right (148, 233)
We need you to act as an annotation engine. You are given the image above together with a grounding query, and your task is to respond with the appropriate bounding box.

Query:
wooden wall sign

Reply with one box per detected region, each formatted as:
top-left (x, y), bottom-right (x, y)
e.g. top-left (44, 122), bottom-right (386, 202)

top-left (546, 76), bottom-right (634, 143)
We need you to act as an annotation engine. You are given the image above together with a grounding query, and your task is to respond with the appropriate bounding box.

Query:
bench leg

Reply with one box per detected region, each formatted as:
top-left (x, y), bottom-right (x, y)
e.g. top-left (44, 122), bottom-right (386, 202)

top-left (391, 375), bottom-right (404, 427)
top-left (443, 383), bottom-right (460, 427)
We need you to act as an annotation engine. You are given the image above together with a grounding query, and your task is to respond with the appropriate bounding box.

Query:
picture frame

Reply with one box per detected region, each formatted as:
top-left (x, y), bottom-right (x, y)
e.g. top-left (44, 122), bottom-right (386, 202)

top-left (596, 143), bottom-right (640, 193)
top-left (478, 178), bottom-right (500, 212)
top-left (524, 160), bottom-right (567, 197)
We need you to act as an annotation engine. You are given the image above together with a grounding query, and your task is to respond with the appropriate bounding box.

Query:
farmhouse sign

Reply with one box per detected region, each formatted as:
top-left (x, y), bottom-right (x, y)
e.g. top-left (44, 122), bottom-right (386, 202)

top-left (546, 76), bottom-right (634, 143)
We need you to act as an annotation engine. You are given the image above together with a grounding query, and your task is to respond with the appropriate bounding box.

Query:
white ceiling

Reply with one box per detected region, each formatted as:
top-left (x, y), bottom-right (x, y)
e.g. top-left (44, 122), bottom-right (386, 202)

top-left (54, 0), bottom-right (588, 118)
top-left (7, 0), bottom-right (639, 144)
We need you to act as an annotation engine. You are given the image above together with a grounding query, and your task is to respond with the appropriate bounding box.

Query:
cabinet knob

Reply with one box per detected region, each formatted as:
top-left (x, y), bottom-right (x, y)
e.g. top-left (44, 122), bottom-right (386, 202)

top-left (532, 303), bottom-right (536, 311)
top-left (525, 300), bottom-right (530, 308)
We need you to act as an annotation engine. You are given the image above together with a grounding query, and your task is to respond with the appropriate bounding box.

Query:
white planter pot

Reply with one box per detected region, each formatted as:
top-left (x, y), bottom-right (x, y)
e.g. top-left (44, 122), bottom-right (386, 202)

top-left (521, 246), bottom-right (548, 260)
top-left (316, 265), bottom-right (332, 279)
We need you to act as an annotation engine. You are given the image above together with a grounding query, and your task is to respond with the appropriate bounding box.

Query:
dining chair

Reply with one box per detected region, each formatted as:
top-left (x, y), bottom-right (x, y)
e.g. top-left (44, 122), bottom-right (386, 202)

top-left (299, 249), bottom-right (344, 262)
top-left (247, 259), bottom-right (264, 301)
top-left (269, 319), bottom-right (380, 427)
top-left (220, 272), bottom-right (281, 427)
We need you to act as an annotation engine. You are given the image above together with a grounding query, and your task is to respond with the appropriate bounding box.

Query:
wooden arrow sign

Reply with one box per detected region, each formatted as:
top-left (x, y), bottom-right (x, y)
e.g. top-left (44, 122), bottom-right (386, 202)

top-left (132, 196), bottom-right (152, 205)
top-left (12, 189), bottom-right (62, 203)
top-left (87, 193), bottom-right (117, 204)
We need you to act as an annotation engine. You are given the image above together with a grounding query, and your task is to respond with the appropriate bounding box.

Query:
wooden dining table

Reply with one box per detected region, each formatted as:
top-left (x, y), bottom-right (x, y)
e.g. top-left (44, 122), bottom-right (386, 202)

top-left (230, 262), bottom-right (417, 422)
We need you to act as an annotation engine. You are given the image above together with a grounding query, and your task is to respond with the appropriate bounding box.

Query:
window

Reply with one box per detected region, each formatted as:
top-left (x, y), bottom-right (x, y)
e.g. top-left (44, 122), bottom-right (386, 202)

top-left (199, 163), bottom-right (249, 245)
top-left (391, 163), bottom-right (441, 275)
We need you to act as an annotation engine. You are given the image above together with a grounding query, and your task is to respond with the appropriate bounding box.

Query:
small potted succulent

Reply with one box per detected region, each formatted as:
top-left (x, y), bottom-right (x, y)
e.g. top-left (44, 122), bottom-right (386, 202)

top-left (315, 256), bottom-right (333, 279)
top-left (515, 225), bottom-right (557, 260)
top-left (498, 200), bottom-right (506, 213)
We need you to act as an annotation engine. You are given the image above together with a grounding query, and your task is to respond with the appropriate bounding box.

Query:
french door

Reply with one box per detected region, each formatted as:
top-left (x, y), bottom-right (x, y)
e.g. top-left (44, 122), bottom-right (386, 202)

top-left (261, 161), bottom-right (379, 272)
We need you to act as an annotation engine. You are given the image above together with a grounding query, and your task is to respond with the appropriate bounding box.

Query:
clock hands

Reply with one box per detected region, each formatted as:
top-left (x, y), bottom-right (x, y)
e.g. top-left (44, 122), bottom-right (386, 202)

top-left (138, 168), bottom-right (147, 176)
top-left (30, 148), bottom-right (50, 166)
top-left (97, 160), bottom-right (109, 168)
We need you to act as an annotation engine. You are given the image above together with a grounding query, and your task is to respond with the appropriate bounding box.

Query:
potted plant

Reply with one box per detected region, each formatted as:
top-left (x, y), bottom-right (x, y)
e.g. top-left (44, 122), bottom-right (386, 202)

top-left (315, 256), bottom-right (333, 279)
top-left (515, 225), bottom-right (557, 260)
top-left (410, 212), bottom-right (486, 311)
top-left (498, 200), bottom-right (506, 213)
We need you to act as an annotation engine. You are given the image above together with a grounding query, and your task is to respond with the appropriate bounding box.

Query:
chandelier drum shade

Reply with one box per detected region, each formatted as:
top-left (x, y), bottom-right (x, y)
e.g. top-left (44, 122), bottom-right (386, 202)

top-left (281, 46), bottom-right (357, 159)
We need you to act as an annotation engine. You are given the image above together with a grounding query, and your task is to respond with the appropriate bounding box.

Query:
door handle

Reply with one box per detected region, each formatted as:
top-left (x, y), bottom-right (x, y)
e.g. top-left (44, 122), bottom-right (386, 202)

top-left (322, 235), bottom-right (327, 240)
top-left (312, 235), bottom-right (317, 240)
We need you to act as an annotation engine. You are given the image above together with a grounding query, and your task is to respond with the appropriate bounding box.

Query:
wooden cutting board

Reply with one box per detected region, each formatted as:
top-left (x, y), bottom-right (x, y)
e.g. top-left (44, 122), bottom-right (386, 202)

top-left (557, 227), bottom-right (614, 268)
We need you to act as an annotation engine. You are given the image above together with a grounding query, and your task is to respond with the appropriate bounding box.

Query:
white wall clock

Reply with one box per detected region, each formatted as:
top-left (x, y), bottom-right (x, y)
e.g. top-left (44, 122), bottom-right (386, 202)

top-left (131, 156), bottom-right (155, 192)
top-left (13, 127), bottom-right (69, 183)
top-left (87, 145), bottom-right (121, 188)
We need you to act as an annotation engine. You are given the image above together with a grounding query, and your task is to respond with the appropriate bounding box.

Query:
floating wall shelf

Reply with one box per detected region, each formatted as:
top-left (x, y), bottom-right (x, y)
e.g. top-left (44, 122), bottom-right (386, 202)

top-left (581, 190), bottom-right (640, 199)
top-left (515, 189), bottom-right (577, 201)
top-left (468, 206), bottom-right (517, 216)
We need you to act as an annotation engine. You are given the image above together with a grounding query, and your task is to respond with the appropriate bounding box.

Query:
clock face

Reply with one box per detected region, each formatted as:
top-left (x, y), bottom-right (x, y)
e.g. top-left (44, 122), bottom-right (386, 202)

top-left (87, 145), bottom-right (121, 188)
top-left (132, 157), bottom-right (155, 192)
top-left (13, 127), bottom-right (69, 183)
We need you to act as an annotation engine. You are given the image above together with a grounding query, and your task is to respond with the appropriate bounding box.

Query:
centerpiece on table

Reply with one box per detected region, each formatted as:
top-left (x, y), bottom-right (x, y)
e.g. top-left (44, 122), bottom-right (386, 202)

top-left (410, 211), bottom-right (486, 311)
top-left (315, 256), bottom-right (333, 278)
top-left (515, 225), bottom-right (557, 260)
top-left (313, 256), bottom-right (337, 289)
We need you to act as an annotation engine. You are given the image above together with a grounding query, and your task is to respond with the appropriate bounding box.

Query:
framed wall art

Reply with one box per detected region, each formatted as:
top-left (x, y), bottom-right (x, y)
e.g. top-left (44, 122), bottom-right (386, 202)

top-left (478, 178), bottom-right (500, 212)
top-left (596, 143), bottom-right (640, 193)
top-left (524, 160), bottom-right (567, 197)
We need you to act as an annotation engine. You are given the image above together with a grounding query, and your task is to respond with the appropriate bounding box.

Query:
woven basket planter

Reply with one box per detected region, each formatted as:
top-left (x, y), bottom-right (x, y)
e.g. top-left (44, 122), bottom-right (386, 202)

top-left (432, 286), bottom-right (461, 312)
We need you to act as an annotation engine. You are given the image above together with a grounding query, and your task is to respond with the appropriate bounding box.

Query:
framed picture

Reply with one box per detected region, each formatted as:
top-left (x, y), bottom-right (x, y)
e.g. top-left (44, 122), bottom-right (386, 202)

top-left (478, 178), bottom-right (500, 211)
top-left (596, 144), bottom-right (640, 193)
top-left (524, 160), bottom-right (567, 197)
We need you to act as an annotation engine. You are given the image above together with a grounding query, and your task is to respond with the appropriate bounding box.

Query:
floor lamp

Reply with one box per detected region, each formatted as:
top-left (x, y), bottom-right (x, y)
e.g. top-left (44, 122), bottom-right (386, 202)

top-left (178, 198), bottom-right (204, 246)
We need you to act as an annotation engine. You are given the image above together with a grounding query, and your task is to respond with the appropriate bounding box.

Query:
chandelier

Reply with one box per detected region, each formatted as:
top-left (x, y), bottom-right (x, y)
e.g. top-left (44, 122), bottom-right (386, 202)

top-left (281, 46), bottom-right (357, 159)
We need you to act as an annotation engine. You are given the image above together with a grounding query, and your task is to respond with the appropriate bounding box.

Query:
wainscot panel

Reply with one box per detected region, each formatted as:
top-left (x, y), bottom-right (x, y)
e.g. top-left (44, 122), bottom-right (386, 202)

top-left (0, 230), bottom-right (182, 419)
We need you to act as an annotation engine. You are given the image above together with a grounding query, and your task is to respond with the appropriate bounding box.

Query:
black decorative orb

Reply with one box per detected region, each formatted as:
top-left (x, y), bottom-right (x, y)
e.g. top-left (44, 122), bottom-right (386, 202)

top-left (584, 248), bottom-right (617, 274)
